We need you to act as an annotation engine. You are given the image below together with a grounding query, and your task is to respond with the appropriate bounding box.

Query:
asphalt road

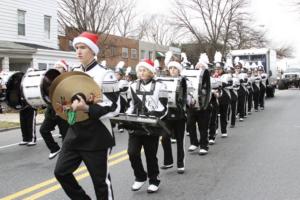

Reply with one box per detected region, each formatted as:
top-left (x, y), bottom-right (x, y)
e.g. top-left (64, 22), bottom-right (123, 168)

top-left (1, 89), bottom-right (300, 200)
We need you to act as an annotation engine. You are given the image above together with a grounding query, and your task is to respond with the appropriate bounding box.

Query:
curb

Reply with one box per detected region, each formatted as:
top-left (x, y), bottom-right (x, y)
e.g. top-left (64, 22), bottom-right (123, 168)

top-left (0, 123), bottom-right (42, 132)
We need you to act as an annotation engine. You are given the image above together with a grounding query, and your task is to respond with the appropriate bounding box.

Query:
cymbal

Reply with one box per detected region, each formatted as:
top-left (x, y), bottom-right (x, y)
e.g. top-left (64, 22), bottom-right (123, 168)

top-left (49, 71), bottom-right (102, 122)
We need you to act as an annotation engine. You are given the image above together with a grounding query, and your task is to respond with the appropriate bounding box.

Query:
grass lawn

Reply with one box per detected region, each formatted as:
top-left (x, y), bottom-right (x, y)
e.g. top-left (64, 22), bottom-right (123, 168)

top-left (0, 121), bottom-right (20, 129)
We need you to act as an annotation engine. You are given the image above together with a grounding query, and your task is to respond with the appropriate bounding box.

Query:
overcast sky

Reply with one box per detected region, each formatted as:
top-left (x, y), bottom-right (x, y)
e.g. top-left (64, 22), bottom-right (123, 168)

top-left (136, 0), bottom-right (300, 62)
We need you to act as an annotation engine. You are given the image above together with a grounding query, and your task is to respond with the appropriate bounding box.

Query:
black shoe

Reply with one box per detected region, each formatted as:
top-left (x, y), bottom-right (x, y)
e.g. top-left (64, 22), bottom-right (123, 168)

top-left (160, 164), bottom-right (173, 170)
top-left (230, 124), bottom-right (235, 128)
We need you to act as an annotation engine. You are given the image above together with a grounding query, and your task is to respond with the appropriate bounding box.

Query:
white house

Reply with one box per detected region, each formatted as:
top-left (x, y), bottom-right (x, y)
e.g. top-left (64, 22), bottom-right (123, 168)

top-left (0, 0), bottom-right (79, 72)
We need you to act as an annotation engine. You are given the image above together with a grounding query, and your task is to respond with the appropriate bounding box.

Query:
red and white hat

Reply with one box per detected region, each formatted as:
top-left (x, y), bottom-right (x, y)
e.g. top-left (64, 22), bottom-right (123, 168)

top-left (136, 59), bottom-right (156, 74)
top-left (55, 60), bottom-right (69, 72)
top-left (73, 32), bottom-right (99, 55)
top-left (167, 61), bottom-right (182, 73)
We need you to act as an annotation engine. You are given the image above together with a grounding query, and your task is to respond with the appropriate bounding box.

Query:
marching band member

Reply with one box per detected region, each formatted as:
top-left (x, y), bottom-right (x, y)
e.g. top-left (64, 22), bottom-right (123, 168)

top-left (187, 53), bottom-right (211, 154)
top-left (258, 61), bottom-right (267, 110)
top-left (226, 59), bottom-right (238, 128)
top-left (39, 60), bottom-right (69, 159)
top-left (251, 63), bottom-right (261, 112)
top-left (54, 32), bottom-right (120, 200)
top-left (209, 72), bottom-right (221, 144)
top-left (161, 61), bottom-right (187, 174)
top-left (19, 67), bottom-right (37, 146)
top-left (126, 59), bottom-right (168, 193)
top-left (214, 59), bottom-right (232, 138)
top-left (234, 58), bottom-right (247, 122)
top-left (246, 63), bottom-right (254, 115)
top-left (115, 61), bottom-right (129, 132)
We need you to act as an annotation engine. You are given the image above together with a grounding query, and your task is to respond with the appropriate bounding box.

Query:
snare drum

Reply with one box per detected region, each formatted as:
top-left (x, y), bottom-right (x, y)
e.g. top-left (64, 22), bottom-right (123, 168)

top-left (110, 113), bottom-right (171, 136)
top-left (182, 69), bottom-right (211, 110)
top-left (21, 69), bottom-right (60, 108)
top-left (156, 77), bottom-right (187, 108)
top-left (0, 71), bottom-right (26, 110)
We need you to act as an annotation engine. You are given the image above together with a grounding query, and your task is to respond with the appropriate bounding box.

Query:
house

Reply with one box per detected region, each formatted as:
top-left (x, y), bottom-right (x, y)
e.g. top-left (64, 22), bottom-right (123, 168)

top-left (0, 0), bottom-right (79, 72)
top-left (59, 32), bottom-right (181, 69)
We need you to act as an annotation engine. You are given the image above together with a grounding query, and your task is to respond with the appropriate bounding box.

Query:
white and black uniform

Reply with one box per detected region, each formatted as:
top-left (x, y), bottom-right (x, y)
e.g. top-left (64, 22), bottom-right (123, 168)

top-left (235, 72), bottom-right (247, 119)
top-left (55, 59), bottom-right (120, 200)
top-left (161, 76), bottom-right (187, 169)
top-left (126, 78), bottom-right (168, 186)
top-left (229, 75), bottom-right (239, 127)
top-left (217, 73), bottom-right (232, 134)
top-left (187, 69), bottom-right (211, 151)
top-left (252, 75), bottom-right (261, 111)
top-left (118, 79), bottom-right (129, 113)
top-left (259, 73), bottom-right (267, 109)
top-left (209, 77), bottom-right (221, 141)
top-left (247, 74), bottom-right (254, 113)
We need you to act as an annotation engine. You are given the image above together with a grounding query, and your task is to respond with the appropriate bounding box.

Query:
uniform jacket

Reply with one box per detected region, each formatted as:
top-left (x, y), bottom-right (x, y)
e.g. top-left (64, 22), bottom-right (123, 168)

top-left (64, 59), bottom-right (120, 151)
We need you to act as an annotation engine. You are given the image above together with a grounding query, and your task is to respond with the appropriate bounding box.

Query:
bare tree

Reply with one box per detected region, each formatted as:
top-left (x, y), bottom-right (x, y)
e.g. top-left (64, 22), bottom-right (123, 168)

top-left (115, 0), bottom-right (138, 37)
top-left (137, 15), bottom-right (185, 46)
top-left (227, 19), bottom-right (268, 49)
top-left (276, 45), bottom-right (294, 58)
top-left (172, 0), bottom-right (253, 59)
top-left (58, 0), bottom-right (124, 34)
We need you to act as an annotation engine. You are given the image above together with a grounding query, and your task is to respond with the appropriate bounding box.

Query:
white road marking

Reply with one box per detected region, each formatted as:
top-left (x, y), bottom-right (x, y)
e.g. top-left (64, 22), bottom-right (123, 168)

top-left (0, 134), bottom-right (60, 150)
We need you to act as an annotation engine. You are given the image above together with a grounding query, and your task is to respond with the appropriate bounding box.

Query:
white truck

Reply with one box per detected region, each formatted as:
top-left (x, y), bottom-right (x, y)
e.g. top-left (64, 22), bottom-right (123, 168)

top-left (229, 48), bottom-right (277, 97)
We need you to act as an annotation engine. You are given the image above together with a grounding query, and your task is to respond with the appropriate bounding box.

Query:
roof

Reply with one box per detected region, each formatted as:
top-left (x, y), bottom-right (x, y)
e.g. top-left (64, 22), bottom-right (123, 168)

top-left (0, 40), bottom-right (36, 51)
top-left (0, 40), bottom-right (56, 52)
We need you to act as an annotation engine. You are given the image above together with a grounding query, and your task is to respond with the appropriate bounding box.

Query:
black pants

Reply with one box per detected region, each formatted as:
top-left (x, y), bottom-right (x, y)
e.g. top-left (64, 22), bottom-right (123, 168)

top-left (244, 91), bottom-right (248, 117)
top-left (161, 119), bottom-right (185, 168)
top-left (259, 85), bottom-right (266, 108)
top-left (237, 91), bottom-right (246, 119)
top-left (219, 104), bottom-right (229, 134)
top-left (128, 134), bottom-right (160, 186)
top-left (248, 89), bottom-right (253, 112)
top-left (54, 147), bottom-right (113, 200)
top-left (40, 115), bottom-right (68, 153)
top-left (230, 100), bottom-right (237, 126)
top-left (209, 104), bottom-right (218, 140)
top-left (187, 109), bottom-right (210, 150)
top-left (253, 86), bottom-right (260, 110)
top-left (20, 106), bottom-right (37, 142)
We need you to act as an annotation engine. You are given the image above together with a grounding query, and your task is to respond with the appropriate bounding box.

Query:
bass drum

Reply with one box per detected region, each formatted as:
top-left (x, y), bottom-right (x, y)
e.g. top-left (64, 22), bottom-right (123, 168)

top-left (0, 71), bottom-right (26, 110)
top-left (21, 69), bottom-right (61, 108)
top-left (156, 77), bottom-right (187, 108)
top-left (182, 69), bottom-right (211, 110)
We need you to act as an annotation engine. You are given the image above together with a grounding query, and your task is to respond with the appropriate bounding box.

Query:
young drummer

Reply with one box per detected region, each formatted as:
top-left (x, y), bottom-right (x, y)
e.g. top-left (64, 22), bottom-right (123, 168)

top-left (161, 61), bottom-right (187, 174)
top-left (126, 59), bottom-right (168, 193)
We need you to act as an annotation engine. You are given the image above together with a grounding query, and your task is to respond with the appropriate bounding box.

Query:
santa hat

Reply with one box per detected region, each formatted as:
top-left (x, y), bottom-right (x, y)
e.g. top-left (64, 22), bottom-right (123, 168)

top-left (73, 32), bottom-right (99, 55)
top-left (136, 59), bottom-right (155, 74)
top-left (55, 60), bottom-right (69, 72)
top-left (167, 61), bottom-right (182, 73)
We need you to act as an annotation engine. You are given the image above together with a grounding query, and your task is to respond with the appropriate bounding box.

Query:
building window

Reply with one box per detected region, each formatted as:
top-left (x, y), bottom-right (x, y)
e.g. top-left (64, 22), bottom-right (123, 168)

top-left (131, 49), bottom-right (138, 59)
top-left (122, 48), bottom-right (128, 58)
top-left (44, 15), bottom-right (51, 39)
top-left (17, 10), bottom-right (26, 36)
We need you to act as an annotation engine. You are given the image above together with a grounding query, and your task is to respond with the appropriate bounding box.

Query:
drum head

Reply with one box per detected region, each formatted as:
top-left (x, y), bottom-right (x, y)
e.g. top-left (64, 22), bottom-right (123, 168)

top-left (6, 72), bottom-right (26, 110)
top-left (41, 69), bottom-right (61, 104)
top-left (198, 69), bottom-right (211, 110)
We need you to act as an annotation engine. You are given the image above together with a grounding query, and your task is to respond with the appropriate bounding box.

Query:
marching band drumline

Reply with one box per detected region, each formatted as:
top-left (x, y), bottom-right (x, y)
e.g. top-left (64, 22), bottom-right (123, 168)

top-left (0, 47), bottom-right (270, 197)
